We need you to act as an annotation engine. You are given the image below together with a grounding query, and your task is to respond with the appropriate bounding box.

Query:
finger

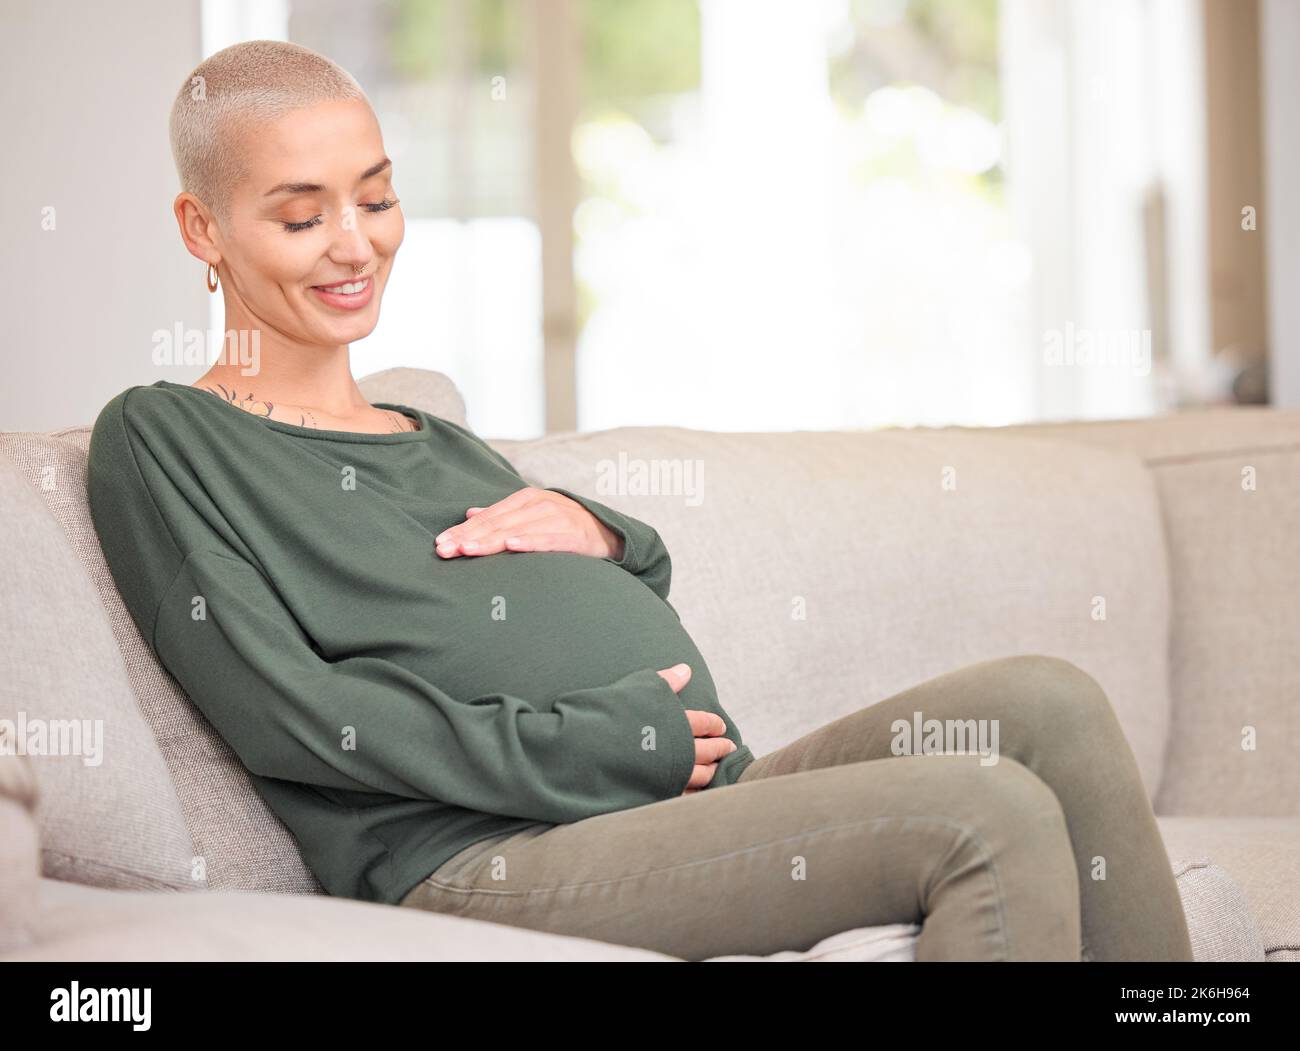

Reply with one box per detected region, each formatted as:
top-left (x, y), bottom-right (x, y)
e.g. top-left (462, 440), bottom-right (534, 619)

top-left (434, 487), bottom-right (533, 544)
top-left (502, 533), bottom-right (573, 554)
top-left (656, 663), bottom-right (693, 693)
top-left (435, 511), bottom-right (502, 548)
top-left (462, 515), bottom-right (571, 556)
top-left (695, 737), bottom-right (738, 764)
top-left (453, 502), bottom-right (524, 537)
top-left (435, 508), bottom-right (552, 557)
top-left (446, 505), bottom-right (555, 552)
top-left (684, 762), bottom-right (720, 790)
top-left (683, 709), bottom-right (728, 738)
top-left (439, 537), bottom-right (505, 557)
top-left (435, 512), bottom-right (493, 546)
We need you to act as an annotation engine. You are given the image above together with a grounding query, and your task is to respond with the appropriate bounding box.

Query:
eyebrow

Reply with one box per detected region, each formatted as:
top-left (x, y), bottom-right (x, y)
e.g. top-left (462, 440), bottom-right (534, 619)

top-left (263, 158), bottom-right (392, 198)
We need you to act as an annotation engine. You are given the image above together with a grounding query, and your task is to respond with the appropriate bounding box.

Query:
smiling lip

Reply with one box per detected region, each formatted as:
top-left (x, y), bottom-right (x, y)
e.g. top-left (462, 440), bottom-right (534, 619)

top-left (310, 275), bottom-right (374, 310)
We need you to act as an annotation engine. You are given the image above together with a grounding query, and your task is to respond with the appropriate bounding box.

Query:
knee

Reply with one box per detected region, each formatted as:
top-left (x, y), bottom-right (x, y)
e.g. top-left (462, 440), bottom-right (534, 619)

top-left (992, 655), bottom-right (1115, 734)
top-left (944, 755), bottom-right (1069, 836)
top-left (933, 759), bottom-right (1078, 904)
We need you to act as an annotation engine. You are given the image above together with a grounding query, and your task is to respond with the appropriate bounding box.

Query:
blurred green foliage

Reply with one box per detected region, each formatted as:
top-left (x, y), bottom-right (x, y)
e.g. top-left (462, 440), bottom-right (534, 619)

top-left (579, 0), bottom-right (700, 103)
top-left (388, 0), bottom-right (701, 100)
top-left (391, 0), bottom-right (517, 78)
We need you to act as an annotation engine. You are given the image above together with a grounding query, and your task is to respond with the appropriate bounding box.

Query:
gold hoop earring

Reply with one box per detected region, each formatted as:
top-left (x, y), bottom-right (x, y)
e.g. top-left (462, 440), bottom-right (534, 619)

top-left (206, 262), bottom-right (219, 293)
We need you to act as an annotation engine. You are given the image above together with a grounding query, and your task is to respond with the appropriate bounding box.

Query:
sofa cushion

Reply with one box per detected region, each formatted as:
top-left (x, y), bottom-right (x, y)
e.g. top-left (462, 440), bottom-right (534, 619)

top-left (489, 426), bottom-right (1174, 800)
top-left (1168, 857), bottom-right (1264, 961)
top-left (8, 877), bottom-right (675, 961)
top-left (1158, 816), bottom-right (1300, 962)
top-left (0, 429), bottom-right (323, 895)
top-left (707, 925), bottom-right (918, 962)
top-left (7, 878), bottom-right (918, 962)
top-left (972, 409), bottom-right (1300, 818)
top-left (9, 860), bottom-right (1232, 961)
top-left (355, 366), bottom-right (469, 428)
top-left (0, 455), bottom-right (196, 893)
top-left (1151, 449), bottom-right (1300, 817)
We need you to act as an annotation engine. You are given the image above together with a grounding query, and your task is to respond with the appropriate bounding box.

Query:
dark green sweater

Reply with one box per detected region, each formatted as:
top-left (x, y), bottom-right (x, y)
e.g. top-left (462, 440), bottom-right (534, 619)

top-left (87, 380), bottom-right (753, 904)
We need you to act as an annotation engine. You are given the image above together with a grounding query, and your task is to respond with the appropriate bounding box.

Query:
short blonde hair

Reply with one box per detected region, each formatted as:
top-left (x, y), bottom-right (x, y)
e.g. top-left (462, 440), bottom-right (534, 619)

top-left (169, 40), bottom-right (370, 221)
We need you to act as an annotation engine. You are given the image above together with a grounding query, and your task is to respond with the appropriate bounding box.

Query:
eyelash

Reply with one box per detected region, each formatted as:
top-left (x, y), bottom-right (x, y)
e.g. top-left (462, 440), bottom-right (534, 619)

top-left (281, 197), bottom-right (398, 233)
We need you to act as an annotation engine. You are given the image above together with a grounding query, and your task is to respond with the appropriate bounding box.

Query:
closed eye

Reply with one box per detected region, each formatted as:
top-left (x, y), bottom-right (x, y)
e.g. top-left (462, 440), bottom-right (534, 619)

top-left (280, 197), bottom-right (398, 233)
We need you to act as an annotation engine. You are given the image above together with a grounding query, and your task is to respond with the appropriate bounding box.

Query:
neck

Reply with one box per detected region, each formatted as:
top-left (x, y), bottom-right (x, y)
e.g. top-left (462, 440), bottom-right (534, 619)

top-left (198, 301), bottom-right (369, 416)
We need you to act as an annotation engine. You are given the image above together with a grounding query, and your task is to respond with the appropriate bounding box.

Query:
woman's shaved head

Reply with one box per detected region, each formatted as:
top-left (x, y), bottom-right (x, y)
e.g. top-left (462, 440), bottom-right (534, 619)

top-left (169, 39), bottom-right (371, 223)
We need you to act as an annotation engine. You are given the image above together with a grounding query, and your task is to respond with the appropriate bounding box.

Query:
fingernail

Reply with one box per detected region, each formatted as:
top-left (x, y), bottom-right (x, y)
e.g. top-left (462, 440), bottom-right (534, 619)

top-left (673, 663), bottom-right (689, 674)
top-left (435, 532), bottom-right (449, 543)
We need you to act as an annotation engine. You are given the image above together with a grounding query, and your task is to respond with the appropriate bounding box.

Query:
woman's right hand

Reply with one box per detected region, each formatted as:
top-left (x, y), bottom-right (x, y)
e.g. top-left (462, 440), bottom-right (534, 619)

top-left (657, 663), bottom-right (737, 794)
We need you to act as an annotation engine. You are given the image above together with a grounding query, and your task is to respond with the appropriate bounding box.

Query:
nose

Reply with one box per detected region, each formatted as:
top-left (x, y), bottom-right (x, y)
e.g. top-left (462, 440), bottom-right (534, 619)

top-left (328, 208), bottom-right (373, 271)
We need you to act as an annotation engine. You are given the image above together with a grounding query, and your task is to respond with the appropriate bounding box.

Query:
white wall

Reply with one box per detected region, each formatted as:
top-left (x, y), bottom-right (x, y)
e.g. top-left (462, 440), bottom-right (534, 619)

top-left (0, 0), bottom-right (207, 431)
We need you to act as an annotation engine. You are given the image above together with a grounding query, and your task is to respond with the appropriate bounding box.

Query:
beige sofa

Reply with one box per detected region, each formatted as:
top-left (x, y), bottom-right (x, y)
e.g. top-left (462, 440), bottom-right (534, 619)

top-left (1, 366), bottom-right (1295, 962)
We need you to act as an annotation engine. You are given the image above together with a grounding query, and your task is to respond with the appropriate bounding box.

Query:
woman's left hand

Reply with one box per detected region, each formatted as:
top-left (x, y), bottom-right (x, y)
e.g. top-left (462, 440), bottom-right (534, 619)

top-left (433, 487), bottom-right (624, 561)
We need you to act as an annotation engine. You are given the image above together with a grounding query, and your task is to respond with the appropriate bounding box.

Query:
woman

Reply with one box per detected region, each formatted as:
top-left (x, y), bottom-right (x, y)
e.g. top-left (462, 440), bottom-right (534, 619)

top-left (87, 40), bottom-right (1193, 962)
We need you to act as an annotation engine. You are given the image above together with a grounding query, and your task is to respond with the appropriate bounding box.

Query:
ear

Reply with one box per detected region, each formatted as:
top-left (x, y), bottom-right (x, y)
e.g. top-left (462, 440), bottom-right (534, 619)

top-left (174, 191), bottom-right (223, 266)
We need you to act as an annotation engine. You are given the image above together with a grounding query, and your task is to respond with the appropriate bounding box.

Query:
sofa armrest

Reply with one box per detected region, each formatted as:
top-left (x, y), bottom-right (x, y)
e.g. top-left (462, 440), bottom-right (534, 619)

top-left (0, 748), bottom-right (41, 953)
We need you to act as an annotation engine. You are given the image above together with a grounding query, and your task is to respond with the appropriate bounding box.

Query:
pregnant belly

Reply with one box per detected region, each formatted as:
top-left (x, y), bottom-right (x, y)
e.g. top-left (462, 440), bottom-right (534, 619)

top-left (410, 550), bottom-right (714, 705)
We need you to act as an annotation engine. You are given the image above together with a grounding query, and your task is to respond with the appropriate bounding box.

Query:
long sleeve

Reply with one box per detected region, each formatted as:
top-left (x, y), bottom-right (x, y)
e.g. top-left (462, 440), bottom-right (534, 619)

top-left (151, 547), bottom-right (698, 822)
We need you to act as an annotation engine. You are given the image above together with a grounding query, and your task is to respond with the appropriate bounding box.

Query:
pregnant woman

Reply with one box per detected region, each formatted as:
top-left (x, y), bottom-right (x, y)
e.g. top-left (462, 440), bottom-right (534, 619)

top-left (87, 40), bottom-right (1192, 962)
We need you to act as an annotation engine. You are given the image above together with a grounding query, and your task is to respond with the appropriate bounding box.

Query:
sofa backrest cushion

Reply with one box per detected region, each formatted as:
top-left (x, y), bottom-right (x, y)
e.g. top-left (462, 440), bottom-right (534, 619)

top-left (979, 408), bottom-right (1300, 817)
top-left (0, 429), bottom-right (326, 894)
top-left (355, 366), bottom-right (468, 428)
top-left (0, 454), bottom-right (198, 892)
top-left (490, 424), bottom-right (1174, 801)
top-left (1150, 448), bottom-right (1299, 816)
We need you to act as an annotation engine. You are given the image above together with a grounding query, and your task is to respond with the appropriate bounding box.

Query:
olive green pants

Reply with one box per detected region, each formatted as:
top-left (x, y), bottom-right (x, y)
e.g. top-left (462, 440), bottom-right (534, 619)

top-left (399, 655), bottom-right (1194, 961)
